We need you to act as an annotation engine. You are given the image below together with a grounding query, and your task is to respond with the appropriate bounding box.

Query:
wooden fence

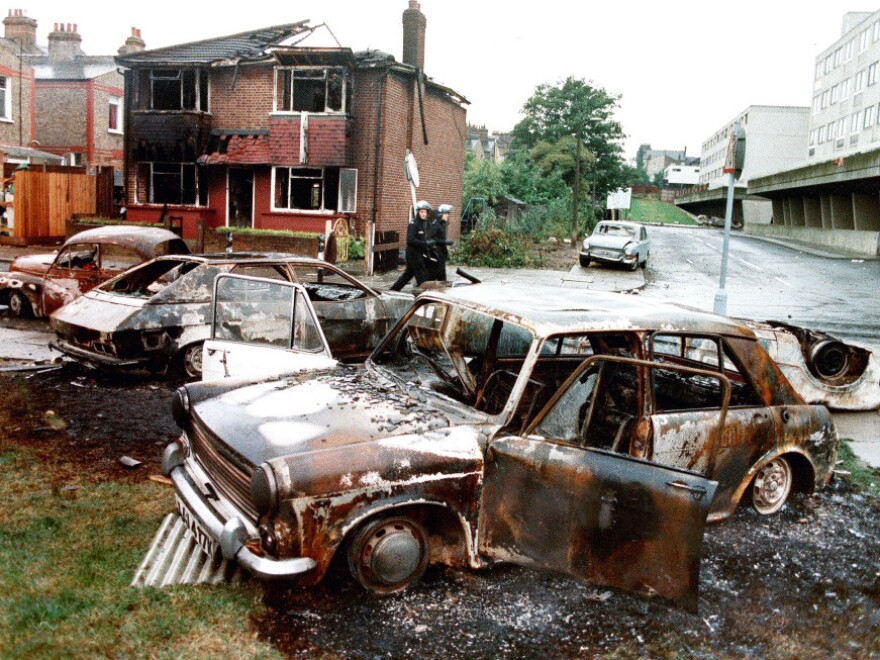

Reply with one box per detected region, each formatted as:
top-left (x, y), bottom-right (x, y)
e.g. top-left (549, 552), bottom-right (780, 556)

top-left (12, 169), bottom-right (111, 240)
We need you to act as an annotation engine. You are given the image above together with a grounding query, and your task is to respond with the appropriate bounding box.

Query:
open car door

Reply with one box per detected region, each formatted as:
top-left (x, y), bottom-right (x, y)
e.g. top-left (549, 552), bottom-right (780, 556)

top-left (202, 274), bottom-right (336, 381)
top-left (478, 355), bottom-right (729, 612)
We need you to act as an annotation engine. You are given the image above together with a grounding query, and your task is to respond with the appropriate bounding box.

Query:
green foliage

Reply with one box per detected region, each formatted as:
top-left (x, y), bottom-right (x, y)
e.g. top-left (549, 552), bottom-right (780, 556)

top-left (452, 217), bottom-right (534, 268)
top-left (347, 235), bottom-right (365, 260)
top-left (511, 76), bottom-right (628, 200)
top-left (500, 150), bottom-right (568, 205)
top-left (462, 151), bottom-right (505, 206)
top-left (78, 218), bottom-right (164, 228)
top-left (214, 226), bottom-right (319, 239)
top-left (838, 441), bottom-right (880, 494)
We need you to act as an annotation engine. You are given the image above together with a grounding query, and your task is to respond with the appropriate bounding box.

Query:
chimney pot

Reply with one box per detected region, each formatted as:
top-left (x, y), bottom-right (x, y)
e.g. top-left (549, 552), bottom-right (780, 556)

top-left (73, 23), bottom-right (77, 32)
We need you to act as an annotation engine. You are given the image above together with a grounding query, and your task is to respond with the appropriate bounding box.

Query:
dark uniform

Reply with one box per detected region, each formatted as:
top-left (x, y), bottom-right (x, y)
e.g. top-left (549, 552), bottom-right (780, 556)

top-left (390, 202), bottom-right (433, 291)
top-left (426, 204), bottom-right (454, 282)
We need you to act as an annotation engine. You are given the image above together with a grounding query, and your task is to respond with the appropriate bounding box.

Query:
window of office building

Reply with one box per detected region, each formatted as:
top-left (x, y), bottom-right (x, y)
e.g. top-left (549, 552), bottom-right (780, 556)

top-left (852, 112), bottom-right (861, 134)
top-left (841, 78), bottom-right (851, 99)
top-left (831, 84), bottom-right (840, 103)
top-left (818, 125), bottom-right (825, 143)
top-left (845, 39), bottom-right (854, 61)
top-left (856, 70), bottom-right (867, 92)
top-left (861, 29), bottom-right (870, 52)
top-left (865, 105), bottom-right (876, 128)
top-left (838, 118), bottom-right (846, 138)
top-left (870, 62), bottom-right (879, 86)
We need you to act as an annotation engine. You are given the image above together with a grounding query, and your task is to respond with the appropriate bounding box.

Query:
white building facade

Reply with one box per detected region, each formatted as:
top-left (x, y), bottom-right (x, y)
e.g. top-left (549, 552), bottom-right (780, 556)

top-left (664, 164), bottom-right (700, 185)
top-left (699, 105), bottom-right (810, 189)
top-left (809, 10), bottom-right (880, 163)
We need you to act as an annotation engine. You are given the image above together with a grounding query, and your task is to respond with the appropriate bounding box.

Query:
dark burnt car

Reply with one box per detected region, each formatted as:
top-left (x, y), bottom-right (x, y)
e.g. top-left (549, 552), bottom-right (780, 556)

top-left (160, 285), bottom-right (837, 611)
top-left (0, 225), bottom-right (188, 318)
top-left (50, 254), bottom-right (411, 378)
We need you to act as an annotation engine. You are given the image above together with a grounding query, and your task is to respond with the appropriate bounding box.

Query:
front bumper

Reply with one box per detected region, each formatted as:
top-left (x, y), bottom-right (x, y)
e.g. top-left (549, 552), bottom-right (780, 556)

top-left (580, 249), bottom-right (636, 266)
top-left (162, 443), bottom-right (316, 580)
top-left (50, 338), bottom-right (145, 368)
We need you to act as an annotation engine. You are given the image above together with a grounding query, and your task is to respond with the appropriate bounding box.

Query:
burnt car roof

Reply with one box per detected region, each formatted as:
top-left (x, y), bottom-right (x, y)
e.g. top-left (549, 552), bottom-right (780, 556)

top-left (156, 252), bottom-right (314, 264)
top-left (419, 284), bottom-right (755, 339)
top-left (66, 225), bottom-right (186, 252)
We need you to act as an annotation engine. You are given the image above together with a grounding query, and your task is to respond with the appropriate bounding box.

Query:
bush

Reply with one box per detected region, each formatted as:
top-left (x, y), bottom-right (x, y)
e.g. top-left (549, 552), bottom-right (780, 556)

top-left (452, 217), bottom-right (534, 268)
top-left (347, 235), bottom-right (365, 260)
top-left (213, 226), bottom-right (319, 239)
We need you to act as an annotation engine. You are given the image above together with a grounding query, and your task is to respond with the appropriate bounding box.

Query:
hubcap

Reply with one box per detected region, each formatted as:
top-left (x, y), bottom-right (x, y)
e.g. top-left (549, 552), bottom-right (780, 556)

top-left (9, 294), bottom-right (21, 314)
top-left (366, 522), bottom-right (422, 586)
top-left (184, 344), bottom-right (203, 377)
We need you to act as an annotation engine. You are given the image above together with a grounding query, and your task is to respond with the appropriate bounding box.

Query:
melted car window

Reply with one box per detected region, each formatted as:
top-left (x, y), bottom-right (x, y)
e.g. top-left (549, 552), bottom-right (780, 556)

top-left (101, 259), bottom-right (200, 298)
top-left (292, 265), bottom-right (367, 303)
top-left (54, 244), bottom-right (98, 271)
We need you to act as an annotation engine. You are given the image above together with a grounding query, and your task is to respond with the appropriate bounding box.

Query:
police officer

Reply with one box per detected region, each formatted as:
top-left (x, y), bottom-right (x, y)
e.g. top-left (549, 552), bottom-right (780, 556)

top-left (390, 200), bottom-right (433, 291)
top-left (427, 204), bottom-right (454, 282)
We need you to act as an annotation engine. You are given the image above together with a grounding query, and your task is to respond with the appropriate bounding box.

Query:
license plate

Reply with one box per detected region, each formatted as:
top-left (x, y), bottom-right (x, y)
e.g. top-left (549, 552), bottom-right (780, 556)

top-left (594, 249), bottom-right (618, 258)
top-left (176, 495), bottom-right (218, 558)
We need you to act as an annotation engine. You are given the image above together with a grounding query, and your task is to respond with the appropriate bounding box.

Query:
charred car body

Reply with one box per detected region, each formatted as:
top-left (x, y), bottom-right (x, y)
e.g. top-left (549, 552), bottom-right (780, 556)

top-left (161, 285), bottom-right (838, 610)
top-left (0, 226), bottom-right (188, 318)
top-left (50, 254), bottom-right (410, 378)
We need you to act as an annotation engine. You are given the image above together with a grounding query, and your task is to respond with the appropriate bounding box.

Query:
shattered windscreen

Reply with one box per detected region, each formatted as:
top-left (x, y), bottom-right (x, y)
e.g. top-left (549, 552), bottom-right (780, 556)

top-left (372, 300), bottom-right (535, 410)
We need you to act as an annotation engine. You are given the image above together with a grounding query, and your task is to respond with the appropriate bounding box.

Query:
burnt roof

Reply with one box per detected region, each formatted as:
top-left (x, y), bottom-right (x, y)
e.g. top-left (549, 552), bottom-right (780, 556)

top-left (116, 21), bottom-right (311, 67)
top-left (423, 284), bottom-right (755, 339)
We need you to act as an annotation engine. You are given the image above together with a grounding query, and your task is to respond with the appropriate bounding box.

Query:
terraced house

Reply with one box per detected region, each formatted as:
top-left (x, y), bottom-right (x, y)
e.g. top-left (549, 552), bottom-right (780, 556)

top-left (115, 2), bottom-right (468, 245)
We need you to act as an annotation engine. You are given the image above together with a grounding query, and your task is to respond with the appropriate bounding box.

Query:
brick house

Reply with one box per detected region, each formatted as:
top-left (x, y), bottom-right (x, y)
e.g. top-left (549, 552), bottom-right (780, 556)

top-left (0, 10), bottom-right (37, 157)
top-left (0, 10), bottom-right (145, 172)
top-left (115, 2), bottom-right (468, 245)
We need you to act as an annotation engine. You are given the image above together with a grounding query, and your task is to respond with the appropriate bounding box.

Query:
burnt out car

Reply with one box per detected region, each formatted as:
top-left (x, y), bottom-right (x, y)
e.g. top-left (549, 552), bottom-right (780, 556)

top-left (0, 225), bottom-right (188, 318)
top-left (50, 254), bottom-right (410, 378)
top-left (160, 285), bottom-right (837, 610)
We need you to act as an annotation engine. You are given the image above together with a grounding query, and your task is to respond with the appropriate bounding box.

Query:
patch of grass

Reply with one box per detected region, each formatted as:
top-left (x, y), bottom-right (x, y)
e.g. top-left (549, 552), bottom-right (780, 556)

top-left (0, 446), bottom-right (281, 658)
top-left (838, 440), bottom-right (880, 493)
top-left (626, 197), bottom-right (696, 225)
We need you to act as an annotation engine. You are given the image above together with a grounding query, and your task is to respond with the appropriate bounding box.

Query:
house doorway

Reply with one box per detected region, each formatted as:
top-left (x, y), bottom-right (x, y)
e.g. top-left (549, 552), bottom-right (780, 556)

top-left (227, 168), bottom-right (254, 228)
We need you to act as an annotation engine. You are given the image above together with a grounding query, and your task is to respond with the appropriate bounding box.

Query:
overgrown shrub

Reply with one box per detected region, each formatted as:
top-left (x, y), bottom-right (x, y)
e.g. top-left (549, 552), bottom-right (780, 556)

top-left (213, 226), bottom-right (319, 239)
top-left (347, 235), bottom-right (365, 260)
top-left (452, 217), bottom-right (534, 268)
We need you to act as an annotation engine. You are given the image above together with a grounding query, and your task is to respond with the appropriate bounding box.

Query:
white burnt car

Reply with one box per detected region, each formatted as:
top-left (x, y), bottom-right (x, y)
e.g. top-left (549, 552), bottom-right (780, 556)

top-left (158, 284), bottom-right (840, 610)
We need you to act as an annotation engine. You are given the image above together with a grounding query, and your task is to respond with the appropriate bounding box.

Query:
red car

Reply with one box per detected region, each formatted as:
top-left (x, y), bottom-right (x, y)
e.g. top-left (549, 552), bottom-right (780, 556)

top-left (0, 225), bottom-right (188, 318)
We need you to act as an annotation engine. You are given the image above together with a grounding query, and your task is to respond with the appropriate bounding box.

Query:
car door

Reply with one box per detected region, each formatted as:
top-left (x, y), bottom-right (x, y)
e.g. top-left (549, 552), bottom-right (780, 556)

top-left (291, 264), bottom-right (392, 360)
top-left (478, 355), bottom-right (724, 612)
top-left (202, 274), bottom-right (335, 381)
top-left (42, 243), bottom-right (101, 314)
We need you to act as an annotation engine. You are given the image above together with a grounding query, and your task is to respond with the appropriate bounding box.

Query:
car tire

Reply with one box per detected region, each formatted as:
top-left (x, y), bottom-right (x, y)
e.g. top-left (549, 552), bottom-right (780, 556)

top-left (750, 457), bottom-right (793, 515)
top-left (179, 342), bottom-right (204, 379)
top-left (7, 290), bottom-right (32, 318)
top-left (579, 255), bottom-right (591, 268)
top-left (347, 516), bottom-right (430, 595)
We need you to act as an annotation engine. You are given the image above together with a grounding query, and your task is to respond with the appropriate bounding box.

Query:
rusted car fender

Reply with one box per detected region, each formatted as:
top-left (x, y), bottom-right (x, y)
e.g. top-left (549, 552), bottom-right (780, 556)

top-left (0, 272), bottom-right (44, 315)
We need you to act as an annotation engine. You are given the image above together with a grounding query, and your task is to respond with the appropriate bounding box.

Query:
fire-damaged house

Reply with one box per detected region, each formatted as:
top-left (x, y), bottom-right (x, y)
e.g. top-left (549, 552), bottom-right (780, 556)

top-left (115, 2), bottom-right (468, 251)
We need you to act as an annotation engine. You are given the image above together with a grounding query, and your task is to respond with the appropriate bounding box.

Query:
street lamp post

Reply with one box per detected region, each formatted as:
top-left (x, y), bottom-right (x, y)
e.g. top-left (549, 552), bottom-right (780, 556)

top-left (713, 123), bottom-right (746, 315)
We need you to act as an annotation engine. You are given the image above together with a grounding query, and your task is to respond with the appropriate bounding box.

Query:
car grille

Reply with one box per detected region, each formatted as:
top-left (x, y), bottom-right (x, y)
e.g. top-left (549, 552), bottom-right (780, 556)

top-left (189, 419), bottom-right (258, 523)
top-left (592, 248), bottom-right (621, 259)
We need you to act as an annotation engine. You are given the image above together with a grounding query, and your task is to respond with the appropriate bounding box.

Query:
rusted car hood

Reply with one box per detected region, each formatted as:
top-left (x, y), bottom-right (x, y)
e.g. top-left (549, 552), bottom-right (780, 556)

top-left (189, 367), bottom-right (473, 466)
top-left (587, 234), bottom-right (633, 250)
top-left (50, 291), bottom-right (150, 333)
top-left (10, 253), bottom-right (55, 276)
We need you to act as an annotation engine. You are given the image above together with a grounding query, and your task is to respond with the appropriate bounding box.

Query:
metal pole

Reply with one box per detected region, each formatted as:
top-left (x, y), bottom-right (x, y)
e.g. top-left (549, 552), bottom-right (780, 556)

top-left (713, 171), bottom-right (736, 314)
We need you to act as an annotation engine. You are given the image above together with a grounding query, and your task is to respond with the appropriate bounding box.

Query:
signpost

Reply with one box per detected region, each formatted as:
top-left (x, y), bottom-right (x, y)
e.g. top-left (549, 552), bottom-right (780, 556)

top-left (713, 124), bottom-right (745, 315)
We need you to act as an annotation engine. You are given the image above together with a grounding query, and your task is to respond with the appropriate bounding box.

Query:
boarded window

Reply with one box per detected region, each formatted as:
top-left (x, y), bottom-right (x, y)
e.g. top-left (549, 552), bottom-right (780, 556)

top-left (338, 168), bottom-right (358, 213)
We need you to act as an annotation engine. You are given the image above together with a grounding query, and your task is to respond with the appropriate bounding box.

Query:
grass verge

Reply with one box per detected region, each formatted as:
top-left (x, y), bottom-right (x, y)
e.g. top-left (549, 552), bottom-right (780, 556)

top-left (838, 440), bottom-right (880, 493)
top-left (627, 198), bottom-right (696, 225)
top-left (0, 445), bottom-right (280, 659)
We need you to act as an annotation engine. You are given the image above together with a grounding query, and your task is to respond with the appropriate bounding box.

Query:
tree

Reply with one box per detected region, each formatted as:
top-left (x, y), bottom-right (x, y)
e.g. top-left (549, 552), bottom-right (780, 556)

top-left (511, 77), bottom-right (628, 240)
top-left (462, 151), bottom-right (505, 206)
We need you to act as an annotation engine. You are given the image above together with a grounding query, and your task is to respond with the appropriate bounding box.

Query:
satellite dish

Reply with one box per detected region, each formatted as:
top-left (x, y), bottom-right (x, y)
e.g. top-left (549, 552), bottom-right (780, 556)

top-left (405, 150), bottom-right (420, 188)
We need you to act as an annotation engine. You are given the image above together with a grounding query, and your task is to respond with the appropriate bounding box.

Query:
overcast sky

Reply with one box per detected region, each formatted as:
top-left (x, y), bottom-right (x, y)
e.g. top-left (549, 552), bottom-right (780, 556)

top-left (16, 0), bottom-right (858, 158)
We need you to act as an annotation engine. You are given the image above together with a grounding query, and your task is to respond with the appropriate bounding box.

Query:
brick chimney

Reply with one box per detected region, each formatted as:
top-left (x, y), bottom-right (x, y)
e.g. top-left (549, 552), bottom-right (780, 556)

top-left (48, 22), bottom-right (84, 63)
top-left (402, 0), bottom-right (426, 70)
top-left (3, 9), bottom-right (38, 54)
top-left (117, 27), bottom-right (145, 55)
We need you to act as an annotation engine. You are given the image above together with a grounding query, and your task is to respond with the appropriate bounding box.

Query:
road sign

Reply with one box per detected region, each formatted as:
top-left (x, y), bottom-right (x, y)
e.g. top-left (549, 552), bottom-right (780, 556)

top-left (722, 124), bottom-right (746, 179)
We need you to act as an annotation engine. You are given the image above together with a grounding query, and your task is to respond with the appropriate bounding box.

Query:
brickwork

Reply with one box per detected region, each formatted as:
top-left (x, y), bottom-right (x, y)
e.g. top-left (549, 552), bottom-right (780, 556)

top-left (0, 46), bottom-right (35, 147)
top-left (210, 65), bottom-right (272, 129)
top-left (91, 70), bottom-right (124, 169)
top-left (35, 83), bottom-right (87, 149)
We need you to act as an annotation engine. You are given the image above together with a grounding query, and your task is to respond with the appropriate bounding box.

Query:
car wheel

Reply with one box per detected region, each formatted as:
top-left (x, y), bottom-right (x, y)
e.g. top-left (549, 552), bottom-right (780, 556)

top-left (579, 255), bottom-right (591, 268)
top-left (750, 457), bottom-right (793, 515)
top-left (347, 516), bottom-right (430, 595)
top-left (7, 291), bottom-right (32, 318)
top-left (179, 342), bottom-right (204, 379)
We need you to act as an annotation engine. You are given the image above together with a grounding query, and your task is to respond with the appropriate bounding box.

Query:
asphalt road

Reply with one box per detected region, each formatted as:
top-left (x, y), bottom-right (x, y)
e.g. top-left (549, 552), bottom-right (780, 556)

top-left (639, 225), bottom-right (880, 346)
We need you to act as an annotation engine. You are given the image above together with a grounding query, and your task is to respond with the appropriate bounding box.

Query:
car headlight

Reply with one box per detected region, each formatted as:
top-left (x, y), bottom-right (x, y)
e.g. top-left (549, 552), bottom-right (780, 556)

top-left (809, 340), bottom-right (850, 379)
top-left (582, 239), bottom-right (590, 250)
top-left (624, 243), bottom-right (636, 256)
top-left (171, 387), bottom-right (190, 429)
top-left (251, 463), bottom-right (279, 515)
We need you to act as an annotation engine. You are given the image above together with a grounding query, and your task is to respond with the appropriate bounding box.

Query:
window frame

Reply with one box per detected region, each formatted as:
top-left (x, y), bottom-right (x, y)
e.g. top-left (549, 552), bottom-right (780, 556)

top-left (0, 75), bottom-right (11, 121)
top-left (135, 161), bottom-right (208, 207)
top-left (149, 68), bottom-right (207, 111)
top-left (108, 95), bottom-right (122, 133)
top-left (272, 66), bottom-right (350, 114)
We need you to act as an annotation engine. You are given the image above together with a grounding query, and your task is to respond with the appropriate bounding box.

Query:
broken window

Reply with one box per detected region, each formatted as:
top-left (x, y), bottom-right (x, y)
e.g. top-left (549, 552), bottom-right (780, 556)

top-left (274, 67), bottom-right (350, 113)
top-left (274, 167), bottom-right (355, 213)
top-left (136, 162), bottom-right (208, 206)
top-left (150, 69), bottom-right (208, 111)
top-left (291, 265), bottom-right (367, 302)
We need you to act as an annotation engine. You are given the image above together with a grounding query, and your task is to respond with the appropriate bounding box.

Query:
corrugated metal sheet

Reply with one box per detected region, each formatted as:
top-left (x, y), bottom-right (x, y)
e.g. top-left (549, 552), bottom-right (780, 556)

top-left (131, 513), bottom-right (242, 588)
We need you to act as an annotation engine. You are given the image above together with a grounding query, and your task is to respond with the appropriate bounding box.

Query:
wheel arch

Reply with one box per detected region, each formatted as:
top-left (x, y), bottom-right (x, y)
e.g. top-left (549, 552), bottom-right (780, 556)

top-left (731, 449), bottom-right (817, 507)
